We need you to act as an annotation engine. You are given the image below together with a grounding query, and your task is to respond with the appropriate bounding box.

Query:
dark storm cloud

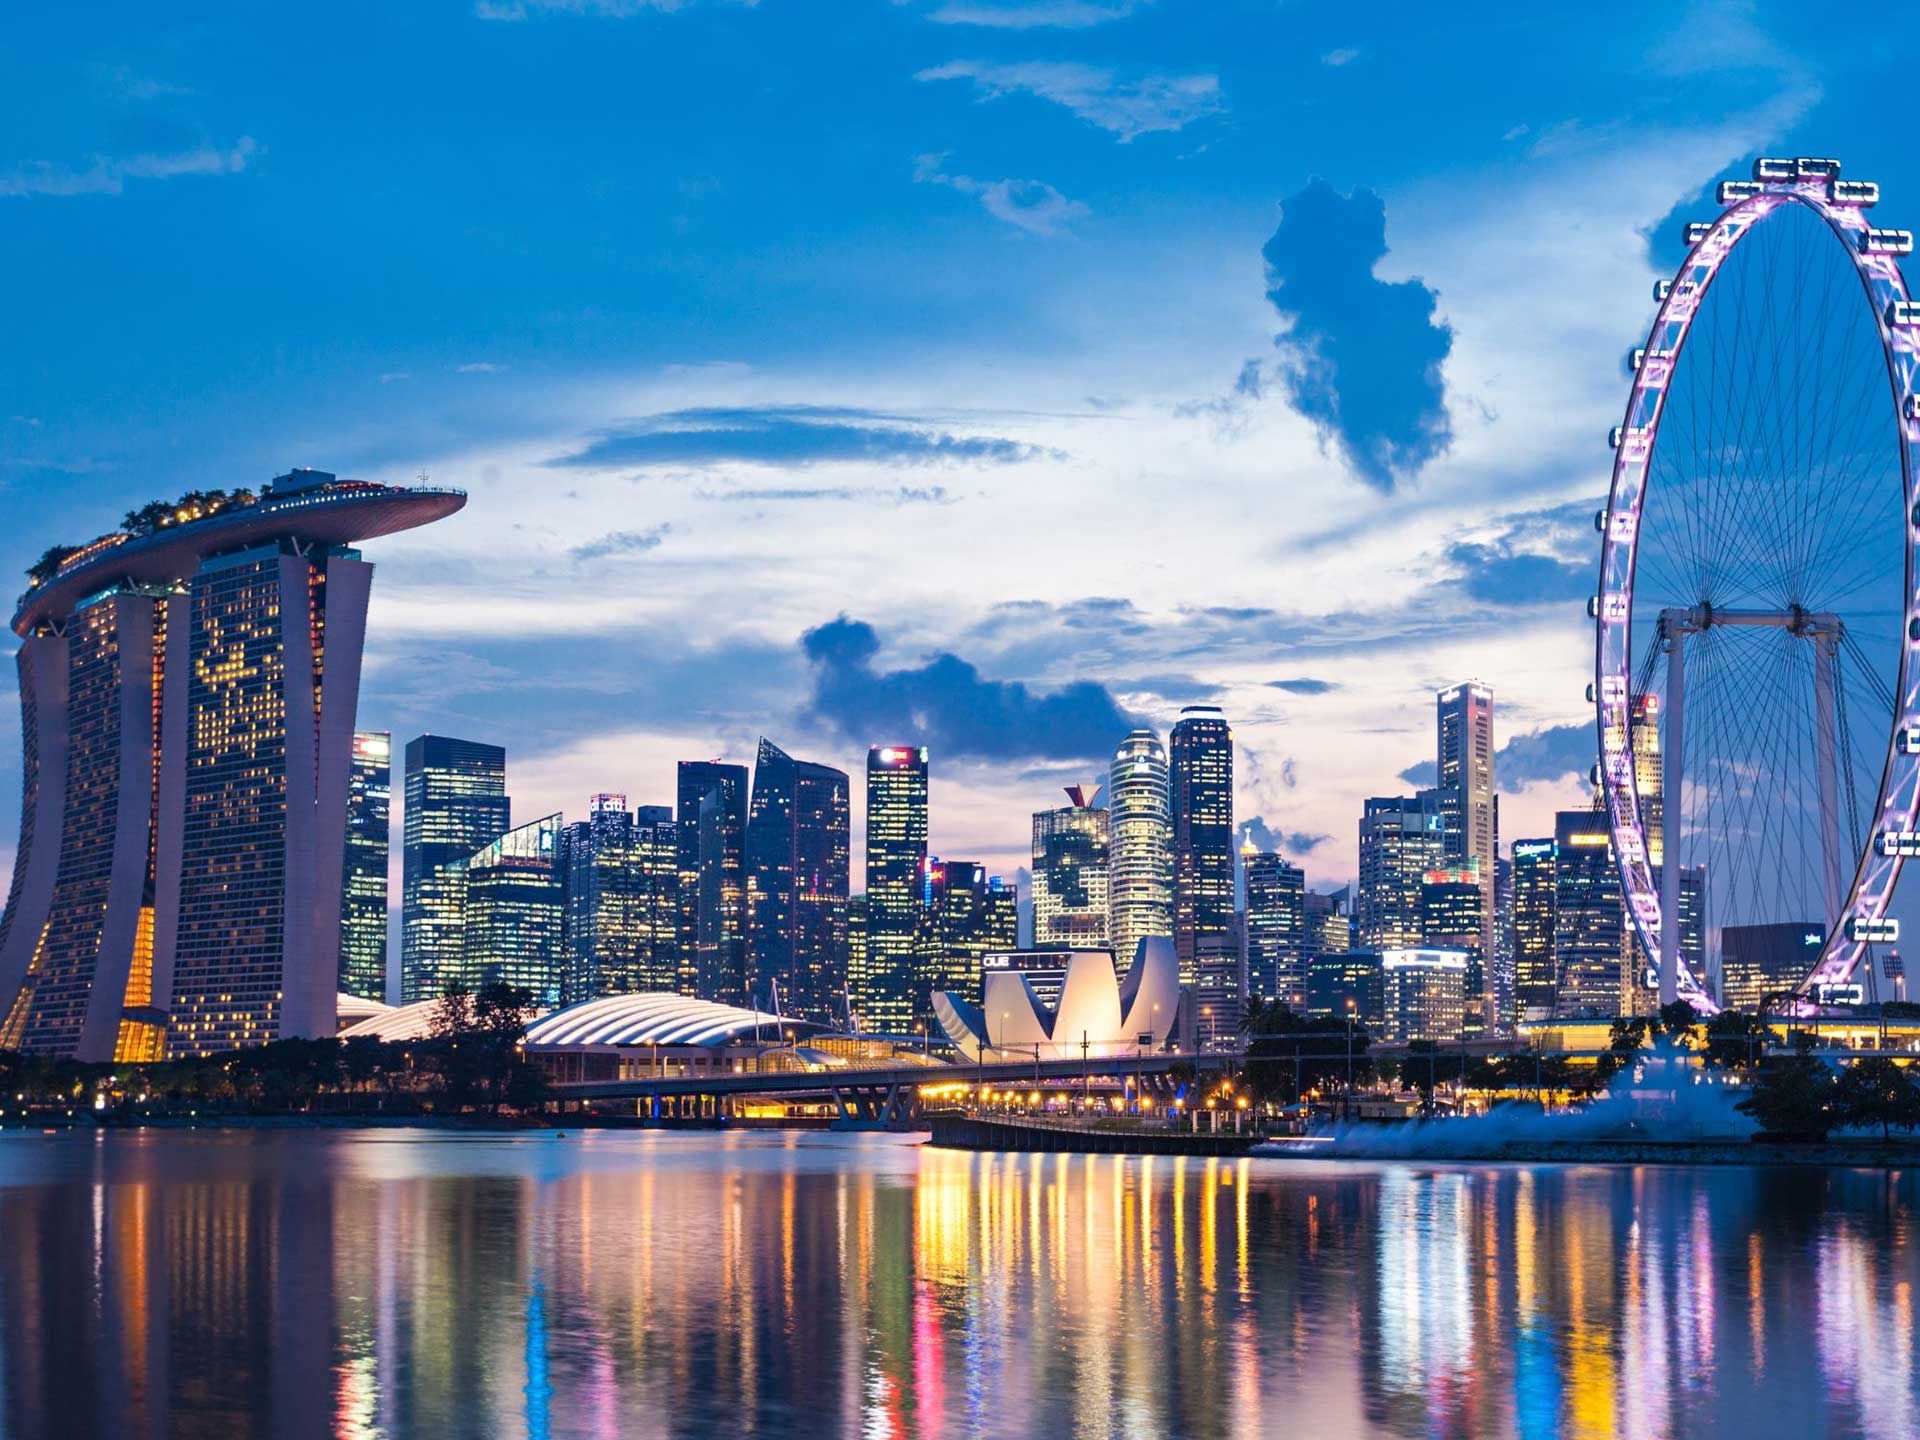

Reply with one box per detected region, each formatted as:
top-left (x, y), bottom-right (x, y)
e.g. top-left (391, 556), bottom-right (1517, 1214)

top-left (1446, 496), bottom-right (1597, 606)
top-left (1240, 815), bottom-right (1331, 855)
top-left (549, 405), bottom-right (1051, 470)
top-left (1262, 179), bottom-right (1453, 491)
top-left (800, 615), bottom-right (1135, 763)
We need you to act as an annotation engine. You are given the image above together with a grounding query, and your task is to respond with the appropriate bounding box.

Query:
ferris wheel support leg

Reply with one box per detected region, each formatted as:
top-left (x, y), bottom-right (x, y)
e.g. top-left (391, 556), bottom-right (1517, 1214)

top-left (1659, 631), bottom-right (1685, 1008)
top-left (1814, 634), bottom-right (1844, 929)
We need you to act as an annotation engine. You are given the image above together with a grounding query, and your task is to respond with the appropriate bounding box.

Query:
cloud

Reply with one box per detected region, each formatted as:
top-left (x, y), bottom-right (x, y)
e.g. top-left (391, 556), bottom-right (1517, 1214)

top-left (800, 615), bottom-right (1135, 763)
top-left (0, 138), bottom-right (256, 198)
top-left (474, 0), bottom-right (691, 18)
top-left (927, 1), bottom-right (1140, 26)
top-left (1241, 816), bottom-right (1331, 856)
top-left (1445, 497), bottom-right (1595, 606)
top-left (914, 153), bottom-right (1088, 235)
top-left (1321, 47), bottom-right (1361, 66)
top-left (1399, 722), bottom-right (1593, 795)
top-left (1261, 179), bottom-right (1453, 492)
top-left (1269, 677), bottom-right (1337, 695)
top-left (1496, 722), bottom-right (1594, 788)
top-left (698, 484), bottom-right (959, 505)
top-left (379, 372), bottom-right (411, 384)
top-left (570, 524), bottom-right (671, 561)
top-left (916, 60), bottom-right (1222, 142)
top-left (549, 404), bottom-right (1051, 469)
top-left (456, 362), bottom-right (507, 374)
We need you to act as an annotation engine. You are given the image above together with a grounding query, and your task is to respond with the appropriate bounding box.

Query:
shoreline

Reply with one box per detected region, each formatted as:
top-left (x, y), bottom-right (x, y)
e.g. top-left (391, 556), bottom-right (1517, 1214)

top-left (1254, 1136), bottom-right (1920, 1168)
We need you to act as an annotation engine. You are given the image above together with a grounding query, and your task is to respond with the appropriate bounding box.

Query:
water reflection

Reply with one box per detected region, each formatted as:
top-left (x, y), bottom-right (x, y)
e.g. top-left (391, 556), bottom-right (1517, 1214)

top-left (0, 1132), bottom-right (1914, 1438)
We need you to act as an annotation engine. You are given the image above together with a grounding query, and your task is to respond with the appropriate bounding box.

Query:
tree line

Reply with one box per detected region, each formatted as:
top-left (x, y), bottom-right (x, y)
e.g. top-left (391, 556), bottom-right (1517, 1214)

top-left (0, 982), bottom-right (548, 1120)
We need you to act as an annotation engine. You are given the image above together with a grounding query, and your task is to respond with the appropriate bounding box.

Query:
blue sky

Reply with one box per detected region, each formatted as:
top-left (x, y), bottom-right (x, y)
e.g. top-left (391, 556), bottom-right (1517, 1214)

top-left (1, 1), bottom-right (1912, 932)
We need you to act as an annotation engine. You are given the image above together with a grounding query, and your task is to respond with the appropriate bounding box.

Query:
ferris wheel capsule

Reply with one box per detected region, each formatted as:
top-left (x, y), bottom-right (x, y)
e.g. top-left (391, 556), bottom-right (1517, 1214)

top-left (1796, 157), bottom-right (1843, 180)
top-left (1683, 221), bottom-right (1715, 245)
top-left (1753, 156), bottom-right (1797, 181)
top-left (1832, 179), bottom-right (1880, 206)
top-left (1718, 180), bottom-right (1764, 204)
top-left (1862, 229), bottom-right (1914, 255)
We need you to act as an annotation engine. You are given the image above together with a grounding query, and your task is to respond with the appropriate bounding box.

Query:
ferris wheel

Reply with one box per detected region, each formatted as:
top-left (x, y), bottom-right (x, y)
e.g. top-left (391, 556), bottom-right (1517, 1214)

top-left (1594, 155), bottom-right (1920, 1014)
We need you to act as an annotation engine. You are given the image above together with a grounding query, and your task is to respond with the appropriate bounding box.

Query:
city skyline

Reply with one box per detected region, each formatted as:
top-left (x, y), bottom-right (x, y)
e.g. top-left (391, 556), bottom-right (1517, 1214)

top-left (10, 4), bottom-right (1889, 928)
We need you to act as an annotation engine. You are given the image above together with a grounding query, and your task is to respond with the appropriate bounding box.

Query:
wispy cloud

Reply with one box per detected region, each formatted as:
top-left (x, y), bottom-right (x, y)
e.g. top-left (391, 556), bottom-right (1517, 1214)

top-left (570, 524), bottom-right (671, 561)
top-left (1269, 677), bottom-right (1337, 695)
top-left (916, 59), bottom-right (1222, 142)
top-left (699, 484), bottom-right (959, 505)
top-left (0, 138), bottom-right (256, 198)
top-left (456, 361), bottom-right (508, 374)
top-left (926, 1), bottom-right (1141, 27)
top-left (913, 153), bottom-right (1087, 235)
top-left (474, 0), bottom-right (694, 18)
top-left (549, 404), bottom-right (1053, 469)
top-left (1321, 47), bottom-right (1361, 67)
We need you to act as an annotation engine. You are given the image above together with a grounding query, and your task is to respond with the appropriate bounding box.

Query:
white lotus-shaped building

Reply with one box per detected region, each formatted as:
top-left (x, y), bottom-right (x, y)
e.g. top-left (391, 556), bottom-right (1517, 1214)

top-left (933, 938), bottom-right (1182, 1061)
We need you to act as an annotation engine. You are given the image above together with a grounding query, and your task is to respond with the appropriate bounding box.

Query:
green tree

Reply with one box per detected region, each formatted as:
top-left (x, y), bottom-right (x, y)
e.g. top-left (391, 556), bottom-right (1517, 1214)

top-left (1703, 1011), bottom-right (1770, 1071)
top-left (1833, 1057), bottom-right (1920, 1141)
top-left (1737, 1046), bottom-right (1838, 1140)
top-left (1239, 999), bottom-right (1373, 1104)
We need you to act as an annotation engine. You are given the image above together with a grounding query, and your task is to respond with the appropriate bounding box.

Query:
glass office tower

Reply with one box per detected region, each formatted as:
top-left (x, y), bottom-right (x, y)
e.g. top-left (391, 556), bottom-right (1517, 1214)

top-left (401, 734), bottom-right (509, 1003)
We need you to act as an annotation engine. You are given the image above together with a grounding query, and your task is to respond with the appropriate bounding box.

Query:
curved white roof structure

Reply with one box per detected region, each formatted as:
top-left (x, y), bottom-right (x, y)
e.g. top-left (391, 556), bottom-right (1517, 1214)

top-left (335, 996), bottom-right (555, 1043)
top-left (934, 937), bottom-right (1182, 1061)
top-left (336, 993), bottom-right (393, 1031)
top-left (524, 994), bottom-right (806, 1050)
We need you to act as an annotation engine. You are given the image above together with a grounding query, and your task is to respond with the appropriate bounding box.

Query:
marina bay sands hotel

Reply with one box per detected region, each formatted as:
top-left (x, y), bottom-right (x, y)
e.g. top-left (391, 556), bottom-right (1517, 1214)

top-left (0, 470), bottom-right (463, 1062)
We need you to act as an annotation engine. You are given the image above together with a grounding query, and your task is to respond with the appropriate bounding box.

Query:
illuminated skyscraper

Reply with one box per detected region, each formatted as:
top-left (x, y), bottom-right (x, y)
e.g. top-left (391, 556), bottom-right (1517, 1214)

top-left (744, 738), bottom-right (850, 1022)
top-left (1418, 865), bottom-right (1485, 1033)
top-left (1511, 838), bottom-right (1556, 1021)
top-left (1170, 706), bottom-right (1234, 974)
top-left (675, 759), bottom-right (747, 1000)
top-left (463, 814), bottom-right (564, 1004)
top-left (1357, 795), bottom-right (1447, 950)
top-left (1720, 921), bottom-right (1822, 1013)
top-left (401, 734), bottom-right (509, 1003)
top-left (1436, 682), bottom-right (1497, 1016)
top-left (1382, 948), bottom-right (1468, 1043)
top-left (0, 470), bottom-right (462, 1060)
top-left (1552, 808), bottom-right (1629, 1018)
top-left (1304, 887), bottom-right (1352, 955)
top-left (912, 859), bottom-right (1016, 1022)
top-left (1031, 786), bottom-right (1109, 949)
top-left (1631, 694), bottom-right (1664, 869)
top-left (1243, 848), bottom-right (1305, 1004)
top-left (338, 731), bottom-right (391, 1003)
top-left (1107, 729), bottom-right (1171, 974)
top-left (863, 745), bottom-right (929, 1033)
top-left (560, 796), bottom-right (678, 1002)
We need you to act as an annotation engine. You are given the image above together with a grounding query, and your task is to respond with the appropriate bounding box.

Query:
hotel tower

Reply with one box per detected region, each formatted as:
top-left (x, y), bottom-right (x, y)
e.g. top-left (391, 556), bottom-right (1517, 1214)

top-left (0, 470), bottom-right (463, 1060)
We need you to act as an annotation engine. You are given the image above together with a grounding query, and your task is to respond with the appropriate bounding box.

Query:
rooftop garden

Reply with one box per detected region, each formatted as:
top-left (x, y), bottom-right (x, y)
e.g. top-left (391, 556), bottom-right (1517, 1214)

top-left (24, 487), bottom-right (260, 587)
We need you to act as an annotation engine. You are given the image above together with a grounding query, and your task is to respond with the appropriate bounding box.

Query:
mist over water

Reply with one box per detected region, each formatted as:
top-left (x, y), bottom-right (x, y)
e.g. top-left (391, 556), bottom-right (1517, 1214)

top-left (0, 1128), bottom-right (1913, 1439)
top-left (1286, 1042), bottom-right (1758, 1159)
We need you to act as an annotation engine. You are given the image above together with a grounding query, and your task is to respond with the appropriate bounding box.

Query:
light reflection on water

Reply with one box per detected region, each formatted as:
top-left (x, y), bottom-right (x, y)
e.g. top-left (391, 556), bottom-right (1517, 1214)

top-left (0, 1130), bottom-right (1914, 1438)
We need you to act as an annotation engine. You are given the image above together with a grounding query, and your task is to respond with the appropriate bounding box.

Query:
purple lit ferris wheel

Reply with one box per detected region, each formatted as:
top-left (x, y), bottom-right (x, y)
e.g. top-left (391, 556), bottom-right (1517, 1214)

top-left (1595, 156), bottom-right (1920, 1014)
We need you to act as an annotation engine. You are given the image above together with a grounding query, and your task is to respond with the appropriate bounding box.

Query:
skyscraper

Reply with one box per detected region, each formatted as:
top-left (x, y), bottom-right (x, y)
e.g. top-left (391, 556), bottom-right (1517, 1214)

top-left (1552, 808), bottom-right (1629, 1018)
top-left (1243, 848), bottom-right (1305, 1004)
top-left (338, 730), bottom-right (391, 1004)
top-left (744, 738), bottom-right (850, 1023)
top-left (1418, 865), bottom-right (1484, 1033)
top-left (1357, 796), bottom-right (1447, 950)
top-left (1170, 706), bottom-right (1234, 975)
top-left (463, 814), bottom-right (564, 1005)
top-left (912, 859), bottom-right (1016, 1023)
top-left (1511, 838), bottom-right (1557, 1021)
top-left (864, 745), bottom-right (929, 1033)
top-left (560, 795), bottom-right (678, 1002)
top-left (1031, 785), bottom-right (1109, 949)
top-left (1304, 887), bottom-right (1353, 955)
top-left (675, 760), bottom-right (747, 1000)
top-left (1436, 682), bottom-right (1496, 1016)
top-left (0, 470), bottom-right (463, 1060)
top-left (401, 734), bottom-right (510, 1004)
top-left (1107, 729), bottom-right (1171, 974)
top-left (1720, 921), bottom-right (1822, 1013)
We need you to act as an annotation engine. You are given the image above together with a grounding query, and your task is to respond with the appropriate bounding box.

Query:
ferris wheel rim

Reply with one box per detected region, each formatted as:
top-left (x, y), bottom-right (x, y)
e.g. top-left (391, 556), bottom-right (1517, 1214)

top-left (1593, 165), bottom-right (1920, 1012)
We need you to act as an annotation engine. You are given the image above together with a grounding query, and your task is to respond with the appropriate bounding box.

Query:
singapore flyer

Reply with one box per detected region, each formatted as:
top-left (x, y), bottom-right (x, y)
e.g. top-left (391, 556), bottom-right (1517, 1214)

top-left (1595, 156), bottom-right (1920, 1014)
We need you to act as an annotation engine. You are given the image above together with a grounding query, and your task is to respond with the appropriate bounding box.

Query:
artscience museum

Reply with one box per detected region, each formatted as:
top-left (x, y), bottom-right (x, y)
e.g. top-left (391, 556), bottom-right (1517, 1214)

top-left (932, 938), bottom-right (1183, 1061)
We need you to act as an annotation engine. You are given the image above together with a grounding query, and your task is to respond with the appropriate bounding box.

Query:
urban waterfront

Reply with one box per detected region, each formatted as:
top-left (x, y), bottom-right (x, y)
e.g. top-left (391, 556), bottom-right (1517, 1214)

top-left (0, 1130), bottom-right (1914, 1439)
